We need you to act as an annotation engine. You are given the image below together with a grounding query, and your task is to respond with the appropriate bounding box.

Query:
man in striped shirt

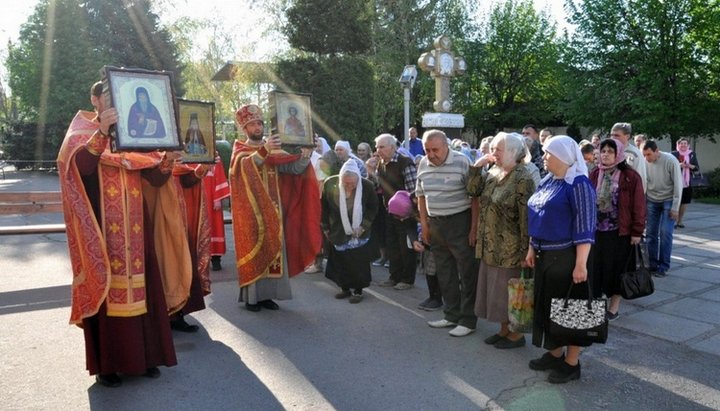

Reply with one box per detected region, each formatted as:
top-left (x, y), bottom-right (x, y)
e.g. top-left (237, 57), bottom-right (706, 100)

top-left (416, 130), bottom-right (479, 337)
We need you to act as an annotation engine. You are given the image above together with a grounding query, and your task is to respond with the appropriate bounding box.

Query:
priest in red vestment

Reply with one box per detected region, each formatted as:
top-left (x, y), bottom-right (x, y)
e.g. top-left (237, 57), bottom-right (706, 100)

top-left (229, 104), bottom-right (321, 312)
top-left (57, 81), bottom-right (192, 387)
top-left (205, 152), bottom-right (230, 271)
top-left (170, 163), bottom-right (212, 332)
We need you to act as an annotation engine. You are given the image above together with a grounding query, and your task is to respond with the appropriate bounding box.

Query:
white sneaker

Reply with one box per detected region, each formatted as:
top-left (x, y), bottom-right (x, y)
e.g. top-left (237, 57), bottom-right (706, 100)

top-left (449, 325), bottom-right (476, 337)
top-left (304, 263), bottom-right (322, 274)
top-left (393, 282), bottom-right (413, 290)
top-left (427, 319), bottom-right (457, 328)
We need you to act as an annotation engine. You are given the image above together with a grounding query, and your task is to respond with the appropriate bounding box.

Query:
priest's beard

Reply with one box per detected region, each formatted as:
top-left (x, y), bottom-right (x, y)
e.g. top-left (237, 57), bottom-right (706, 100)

top-left (247, 130), bottom-right (263, 142)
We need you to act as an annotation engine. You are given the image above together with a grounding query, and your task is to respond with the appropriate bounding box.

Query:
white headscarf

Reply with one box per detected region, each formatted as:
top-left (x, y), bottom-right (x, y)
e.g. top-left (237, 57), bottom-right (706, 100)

top-left (338, 159), bottom-right (363, 235)
top-left (542, 135), bottom-right (588, 185)
top-left (335, 140), bottom-right (352, 153)
top-left (318, 137), bottom-right (331, 154)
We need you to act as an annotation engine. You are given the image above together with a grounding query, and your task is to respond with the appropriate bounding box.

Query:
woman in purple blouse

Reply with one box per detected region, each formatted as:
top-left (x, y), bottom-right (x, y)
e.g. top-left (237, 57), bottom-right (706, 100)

top-left (524, 136), bottom-right (597, 384)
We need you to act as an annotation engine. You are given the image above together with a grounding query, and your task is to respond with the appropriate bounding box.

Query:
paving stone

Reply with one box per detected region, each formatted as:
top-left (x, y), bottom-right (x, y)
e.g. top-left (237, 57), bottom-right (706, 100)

top-left (696, 288), bottom-right (720, 303)
top-left (615, 310), bottom-right (715, 343)
top-left (655, 297), bottom-right (720, 325)
top-left (674, 246), bottom-right (720, 259)
top-left (691, 333), bottom-right (720, 356)
top-left (669, 266), bottom-right (720, 283)
top-left (624, 289), bottom-right (678, 308)
top-left (670, 254), bottom-right (714, 268)
top-left (652, 276), bottom-right (714, 294)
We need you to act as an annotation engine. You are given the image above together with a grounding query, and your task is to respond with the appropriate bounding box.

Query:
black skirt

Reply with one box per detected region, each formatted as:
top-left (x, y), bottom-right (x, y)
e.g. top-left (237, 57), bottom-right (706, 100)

top-left (325, 239), bottom-right (373, 291)
top-left (592, 230), bottom-right (632, 298)
top-left (532, 246), bottom-right (595, 350)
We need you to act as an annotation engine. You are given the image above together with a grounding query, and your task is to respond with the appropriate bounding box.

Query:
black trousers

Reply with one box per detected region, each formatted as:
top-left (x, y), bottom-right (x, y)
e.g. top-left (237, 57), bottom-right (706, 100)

top-left (385, 216), bottom-right (417, 284)
top-left (428, 210), bottom-right (478, 329)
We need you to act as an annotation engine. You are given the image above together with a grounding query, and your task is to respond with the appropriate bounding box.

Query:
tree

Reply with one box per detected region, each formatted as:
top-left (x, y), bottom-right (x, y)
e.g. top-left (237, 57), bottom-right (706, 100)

top-left (285, 0), bottom-right (373, 56)
top-left (276, 56), bottom-right (375, 144)
top-left (563, 0), bottom-right (720, 142)
top-left (277, 0), bottom-right (375, 147)
top-left (371, 0), bottom-right (470, 138)
top-left (168, 16), bottom-right (252, 140)
top-left (4, 0), bottom-right (184, 164)
top-left (453, 0), bottom-right (564, 136)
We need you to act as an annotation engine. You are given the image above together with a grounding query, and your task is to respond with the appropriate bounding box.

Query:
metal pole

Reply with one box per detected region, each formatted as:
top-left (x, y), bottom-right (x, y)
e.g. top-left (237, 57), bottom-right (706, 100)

top-left (403, 87), bottom-right (410, 143)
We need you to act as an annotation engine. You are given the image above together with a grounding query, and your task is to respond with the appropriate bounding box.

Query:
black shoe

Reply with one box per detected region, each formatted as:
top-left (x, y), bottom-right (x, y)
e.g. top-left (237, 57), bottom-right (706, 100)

top-left (529, 352), bottom-right (566, 371)
top-left (245, 303), bottom-right (261, 312)
top-left (423, 299), bottom-right (443, 311)
top-left (606, 310), bottom-right (619, 321)
top-left (335, 290), bottom-right (352, 299)
top-left (348, 293), bottom-right (363, 304)
top-left (211, 257), bottom-right (222, 271)
top-left (548, 361), bottom-right (581, 384)
top-left (144, 367), bottom-right (161, 379)
top-left (494, 336), bottom-right (526, 349)
top-left (170, 317), bottom-right (199, 333)
top-left (95, 373), bottom-right (122, 387)
top-left (483, 334), bottom-right (504, 345)
top-left (259, 299), bottom-right (279, 310)
top-left (652, 271), bottom-right (667, 278)
top-left (418, 297), bottom-right (442, 311)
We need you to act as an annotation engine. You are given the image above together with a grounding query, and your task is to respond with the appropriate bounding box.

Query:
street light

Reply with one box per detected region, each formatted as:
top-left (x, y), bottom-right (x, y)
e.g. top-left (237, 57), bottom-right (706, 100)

top-left (399, 65), bottom-right (417, 143)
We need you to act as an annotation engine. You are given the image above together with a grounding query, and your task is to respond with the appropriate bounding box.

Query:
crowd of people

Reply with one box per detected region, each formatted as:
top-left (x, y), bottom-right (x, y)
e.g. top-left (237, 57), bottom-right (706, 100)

top-left (58, 81), bottom-right (696, 387)
top-left (306, 122), bottom-right (692, 384)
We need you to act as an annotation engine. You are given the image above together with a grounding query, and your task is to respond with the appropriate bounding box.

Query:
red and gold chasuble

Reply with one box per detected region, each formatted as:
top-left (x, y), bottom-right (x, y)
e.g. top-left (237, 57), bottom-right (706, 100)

top-left (58, 111), bottom-right (192, 324)
top-left (229, 141), bottom-right (322, 287)
top-left (173, 164), bottom-right (212, 294)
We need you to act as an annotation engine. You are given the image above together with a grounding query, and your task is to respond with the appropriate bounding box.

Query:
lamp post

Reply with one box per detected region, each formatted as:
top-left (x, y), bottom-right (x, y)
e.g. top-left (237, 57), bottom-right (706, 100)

top-left (398, 65), bottom-right (417, 143)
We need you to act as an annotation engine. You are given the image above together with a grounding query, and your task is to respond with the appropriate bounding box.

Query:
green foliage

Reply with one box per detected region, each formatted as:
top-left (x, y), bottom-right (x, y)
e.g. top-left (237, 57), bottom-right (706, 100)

top-left (563, 0), bottom-right (720, 142)
top-left (4, 0), bottom-right (184, 163)
top-left (168, 17), bottom-right (251, 130)
top-left (454, 0), bottom-right (564, 135)
top-left (696, 166), bottom-right (720, 198)
top-left (371, 0), bottom-right (462, 137)
top-left (284, 0), bottom-right (373, 56)
top-left (215, 139), bottom-right (232, 177)
top-left (275, 56), bottom-right (374, 146)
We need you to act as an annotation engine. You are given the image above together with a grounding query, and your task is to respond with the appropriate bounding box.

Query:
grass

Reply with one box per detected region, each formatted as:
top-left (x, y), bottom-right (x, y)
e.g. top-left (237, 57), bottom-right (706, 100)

top-left (696, 196), bottom-right (720, 204)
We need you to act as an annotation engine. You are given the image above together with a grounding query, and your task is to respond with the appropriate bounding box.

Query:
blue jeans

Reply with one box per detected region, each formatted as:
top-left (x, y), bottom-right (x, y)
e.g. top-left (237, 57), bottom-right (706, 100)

top-left (646, 199), bottom-right (674, 273)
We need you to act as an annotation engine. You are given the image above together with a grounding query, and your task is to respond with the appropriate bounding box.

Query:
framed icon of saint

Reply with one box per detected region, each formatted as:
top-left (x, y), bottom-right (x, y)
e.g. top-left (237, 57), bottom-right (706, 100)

top-left (269, 91), bottom-right (314, 147)
top-left (101, 66), bottom-right (182, 152)
top-left (178, 99), bottom-right (216, 164)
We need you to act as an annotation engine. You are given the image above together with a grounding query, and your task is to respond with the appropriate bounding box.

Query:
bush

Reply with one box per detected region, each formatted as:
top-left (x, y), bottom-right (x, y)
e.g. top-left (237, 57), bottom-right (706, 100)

top-left (0, 120), bottom-right (64, 169)
top-left (694, 166), bottom-right (720, 198)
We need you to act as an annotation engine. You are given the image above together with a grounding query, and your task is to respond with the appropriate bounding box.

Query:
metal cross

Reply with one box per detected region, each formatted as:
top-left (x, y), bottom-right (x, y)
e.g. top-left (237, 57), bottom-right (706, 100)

top-left (417, 35), bottom-right (467, 113)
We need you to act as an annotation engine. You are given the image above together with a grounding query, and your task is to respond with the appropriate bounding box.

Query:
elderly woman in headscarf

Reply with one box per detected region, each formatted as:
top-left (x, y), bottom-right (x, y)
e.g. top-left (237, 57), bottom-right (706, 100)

top-left (589, 138), bottom-right (645, 320)
top-left (468, 132), bottom-right (536, 349)
top-left (671, 137), bottom-right (700, 229)
top-left (524, 136), bottom-right (597, 384)
top-left (356, 142), bottom-right (372, 162)
top-left (321, 159), bottom-right (379, 303)
top-left (322, 140), bottom-right (368, 178)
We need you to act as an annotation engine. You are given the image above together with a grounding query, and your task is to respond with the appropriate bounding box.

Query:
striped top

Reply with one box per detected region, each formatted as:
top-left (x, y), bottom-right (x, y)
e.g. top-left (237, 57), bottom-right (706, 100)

top-left (527, 175), bottom-right (597, 250)
top-left (416, 149), bottom-right (472, 216)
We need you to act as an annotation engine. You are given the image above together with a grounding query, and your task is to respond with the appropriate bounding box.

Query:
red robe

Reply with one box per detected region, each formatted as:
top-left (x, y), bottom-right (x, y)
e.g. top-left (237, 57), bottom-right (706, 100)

top-left (57, 110), bottom-right (182, 375)
top-left (229, 141), bottom-right (322, 287)
top-left (173, 164), bottom-right (212, 314)
top-left (204, 154), bottom-right (230, 256)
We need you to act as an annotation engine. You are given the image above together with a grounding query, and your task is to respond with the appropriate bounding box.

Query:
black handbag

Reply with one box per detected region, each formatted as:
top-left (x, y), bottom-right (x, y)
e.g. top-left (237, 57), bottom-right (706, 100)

top-left (690, 171), bottom-right (710, 188)
top-left (549, 282), bottom-right (608, 345)
top-left (619, 244), bottom-right (655, 300)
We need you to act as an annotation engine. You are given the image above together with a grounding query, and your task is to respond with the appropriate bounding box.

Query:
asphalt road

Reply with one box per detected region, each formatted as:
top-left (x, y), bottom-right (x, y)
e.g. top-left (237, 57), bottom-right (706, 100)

top-left (2, 170), bottom-right (720, 410)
